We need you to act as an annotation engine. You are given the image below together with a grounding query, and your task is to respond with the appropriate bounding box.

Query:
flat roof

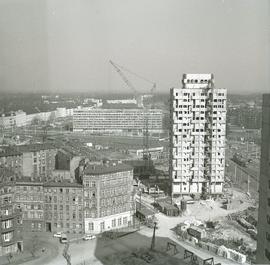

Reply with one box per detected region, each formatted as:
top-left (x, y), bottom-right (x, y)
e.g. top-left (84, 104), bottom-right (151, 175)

top-left (84, 163), bottom-right (133, 175)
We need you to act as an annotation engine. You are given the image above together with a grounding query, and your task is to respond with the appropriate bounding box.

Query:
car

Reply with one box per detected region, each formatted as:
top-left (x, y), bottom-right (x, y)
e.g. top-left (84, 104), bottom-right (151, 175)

top-left (60, 234), bottom-right (68, 244)
top-left (83, 234), bottom-right (96, 240)
top-left (53, 232), bottom-right (63, 238)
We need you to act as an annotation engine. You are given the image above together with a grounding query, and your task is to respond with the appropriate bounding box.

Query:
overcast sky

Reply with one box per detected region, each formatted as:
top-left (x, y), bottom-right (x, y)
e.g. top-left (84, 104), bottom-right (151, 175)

top-left (0, 0), bottom-right (269, 94)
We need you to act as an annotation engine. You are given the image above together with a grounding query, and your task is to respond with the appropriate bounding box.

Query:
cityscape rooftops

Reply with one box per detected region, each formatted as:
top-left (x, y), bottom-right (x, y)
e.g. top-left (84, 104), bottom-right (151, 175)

top-left (84, 162), bottom-right (133, 175)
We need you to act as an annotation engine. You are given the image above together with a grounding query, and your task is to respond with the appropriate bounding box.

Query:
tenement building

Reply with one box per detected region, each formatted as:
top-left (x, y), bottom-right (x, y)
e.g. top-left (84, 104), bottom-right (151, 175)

top-left (257, 94), bottom-right (270, 264)
top-left (15, 178), bottom-right (44, 232)
top-left (170, 74), bottom-right (226, 196)
top-left (83, 162), bottom-right (134, 234)
top-left (0, 147), bottom-right (22, 175)
top-left (43, 182), bottom-right (84, 234)
top-left (73, 107), bottom-right (163, 135)
top-left (16, 144), bottom-right (57, 181)
top-left (0, 168), bottom-right (23, 256)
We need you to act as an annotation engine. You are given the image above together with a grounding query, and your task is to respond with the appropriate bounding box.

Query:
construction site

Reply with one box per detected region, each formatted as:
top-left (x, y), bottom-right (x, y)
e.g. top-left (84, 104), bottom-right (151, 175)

top-left (0, 63), bottom-right (261, 265)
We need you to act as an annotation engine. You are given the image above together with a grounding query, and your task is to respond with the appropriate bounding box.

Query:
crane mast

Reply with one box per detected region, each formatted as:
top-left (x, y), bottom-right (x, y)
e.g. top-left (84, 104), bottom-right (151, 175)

top-left (109, 60), bottom-right (156, 174)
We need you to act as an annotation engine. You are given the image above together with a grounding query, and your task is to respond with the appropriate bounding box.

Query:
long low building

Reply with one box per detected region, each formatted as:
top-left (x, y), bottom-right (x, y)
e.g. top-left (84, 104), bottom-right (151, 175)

top-left (73, 107), bottom-right (164, 135)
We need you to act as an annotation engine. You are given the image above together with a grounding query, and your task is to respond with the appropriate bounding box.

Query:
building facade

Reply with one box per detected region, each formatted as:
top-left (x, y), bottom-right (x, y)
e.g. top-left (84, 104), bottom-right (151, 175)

top-left (0, 148), bottom-right (23, 176)
top-left (15, 179), bottom-right (44, 232)
top-left (17, 144), bottom-right (57, 181)
top-left (256, 94), bottom-right (270, 264)
top-left (0, 111), bottom-right (27, 129)
top-left (83, 163), bottom-right (135, 234)
top-left (0, 168), bottom-right (23, 257)
top-left (43, 182), bottom-right (84, 234)
top-left (170, 74), bottom-right (226, 196)
top-left (73, 107), bottom-right (163, 135)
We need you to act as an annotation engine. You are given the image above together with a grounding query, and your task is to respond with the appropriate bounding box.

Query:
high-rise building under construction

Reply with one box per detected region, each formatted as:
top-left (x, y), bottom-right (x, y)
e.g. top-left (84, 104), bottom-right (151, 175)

top-left (170, 74), bottom-right (226, 197)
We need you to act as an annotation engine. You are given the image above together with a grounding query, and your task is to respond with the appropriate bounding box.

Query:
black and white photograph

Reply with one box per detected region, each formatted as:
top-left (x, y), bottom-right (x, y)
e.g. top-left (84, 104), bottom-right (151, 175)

top-left (0, 0), bottom-right (269, 264)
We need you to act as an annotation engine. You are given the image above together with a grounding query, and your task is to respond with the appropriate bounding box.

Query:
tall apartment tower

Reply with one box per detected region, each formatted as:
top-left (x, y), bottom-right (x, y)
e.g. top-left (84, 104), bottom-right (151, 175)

top-left (256, 94), bottom-right (270, 264)
top-left (170, 74), bottom-right (226, 197)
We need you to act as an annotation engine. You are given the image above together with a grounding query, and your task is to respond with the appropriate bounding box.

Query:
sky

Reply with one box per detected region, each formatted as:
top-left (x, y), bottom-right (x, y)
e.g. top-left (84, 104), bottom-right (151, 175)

top-left (0, 0), bottom-right (269, 95)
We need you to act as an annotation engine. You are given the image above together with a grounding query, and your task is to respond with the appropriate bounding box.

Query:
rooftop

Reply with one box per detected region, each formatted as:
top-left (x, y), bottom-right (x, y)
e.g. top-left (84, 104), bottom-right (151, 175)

top-left (15, 143), bottom-right (56, 153)
top-left (0, 147), bottom-right (22, 157)
top-left (101, 103), bottom-right (141, 109)
top-left (15, 177), bottom-right (43, 185)
top-left (44, 181), bottom-right (83, 188)
top-left (0, 167), bottom-right (17, 184)
top-left (84, 162), bottom-right (133, 175)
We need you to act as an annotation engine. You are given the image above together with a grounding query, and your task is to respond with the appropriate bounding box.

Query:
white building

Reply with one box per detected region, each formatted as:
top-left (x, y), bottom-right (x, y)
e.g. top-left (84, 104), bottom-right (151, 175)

top-left (106, 98), bottom-right (137, 104)
top-left (0, 110), bottom-right (27, 129)
top-left (129, 146), bottom-right (164, 160)
top-left (170, 74), bottom-right (226, 196)
top-left (73, 107), bottom-right (164, 135)
top-left (55, 108), bottom-right (74, 118)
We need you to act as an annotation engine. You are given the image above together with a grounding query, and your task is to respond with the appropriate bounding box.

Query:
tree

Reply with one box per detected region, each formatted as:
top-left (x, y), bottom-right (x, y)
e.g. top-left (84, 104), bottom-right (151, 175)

top-left (31, 116), bottom-right (42, 126)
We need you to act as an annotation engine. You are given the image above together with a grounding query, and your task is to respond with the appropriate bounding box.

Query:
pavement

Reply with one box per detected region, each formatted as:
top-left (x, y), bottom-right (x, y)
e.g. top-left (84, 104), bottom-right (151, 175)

top-left (138, 215), bottom-right (249, 265)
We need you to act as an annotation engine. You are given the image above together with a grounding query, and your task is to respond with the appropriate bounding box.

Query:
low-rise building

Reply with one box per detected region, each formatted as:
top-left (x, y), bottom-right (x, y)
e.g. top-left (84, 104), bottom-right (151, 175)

top-left (83, 162), bottom-right (135, 234)
top-left (0, 111), bottom-right (27, 129)
top-left (0, 168), bottom-right (23, 257)
top-left (128, 147), bottom-right (164, 160)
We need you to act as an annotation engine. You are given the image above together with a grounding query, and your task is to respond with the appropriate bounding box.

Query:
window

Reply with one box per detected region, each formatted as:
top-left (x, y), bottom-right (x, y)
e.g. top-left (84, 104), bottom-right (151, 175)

top-left (266, 232), bottom-right (270, 242)
top-left (112, 219), bottom-right (116, 227)
top-left (3, 232), bottom-right (13, 242)
top-left (267, 215), bottom-right (270, 224)
top-left (118, 218), bottom-right (122, 226)
top-left (123, 217), bottom-right (127, 225)
top-left (265, 249), bottom-right (270, 261)
top-left (2, 220), bottom-right (12, 229)
top-left (89, 222), bottom-right (94, 231)
top-left (100, 221), bottom-right (105, 231)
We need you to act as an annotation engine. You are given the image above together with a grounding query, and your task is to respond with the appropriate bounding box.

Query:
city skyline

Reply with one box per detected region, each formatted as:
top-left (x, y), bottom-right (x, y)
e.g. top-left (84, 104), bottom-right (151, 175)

top-left (0, 0), bottom-right (269, 95)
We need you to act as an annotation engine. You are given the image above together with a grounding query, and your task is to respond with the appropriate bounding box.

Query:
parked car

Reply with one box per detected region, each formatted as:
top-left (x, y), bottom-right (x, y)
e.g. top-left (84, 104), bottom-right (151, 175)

top-left (60, 234), bottom-right (68, 244)
top-left (53, 232), bottom-right (63, 238)
top-left (83, 234), bottom-right (96, 241)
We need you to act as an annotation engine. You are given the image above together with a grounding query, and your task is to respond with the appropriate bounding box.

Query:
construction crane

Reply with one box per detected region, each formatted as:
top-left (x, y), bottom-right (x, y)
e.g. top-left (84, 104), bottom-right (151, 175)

top-left (109, 60), bottom-right (142, 107)
top-left (109, 60), bottom-right (156, 176)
